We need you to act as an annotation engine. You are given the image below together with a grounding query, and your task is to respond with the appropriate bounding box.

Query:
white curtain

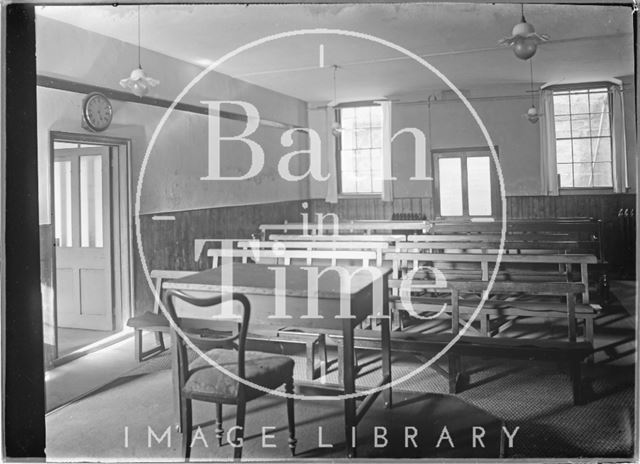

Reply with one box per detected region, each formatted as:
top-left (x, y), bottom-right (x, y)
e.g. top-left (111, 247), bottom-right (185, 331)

top-left (380, 100), bottom-right (394, 202)
top-left (324, 107), bottom-right (338, 203)
top-left (539, 89), bottom-right (559, 195)
top-left (611, 84), bottom-right (628, 192)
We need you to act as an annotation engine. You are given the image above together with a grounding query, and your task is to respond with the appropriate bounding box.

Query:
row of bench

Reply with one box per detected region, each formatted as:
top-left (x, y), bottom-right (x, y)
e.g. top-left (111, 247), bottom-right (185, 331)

top-left (128, 270), bottom-right (595, 405)
top-left (206, 240), bottom-right (597, 303)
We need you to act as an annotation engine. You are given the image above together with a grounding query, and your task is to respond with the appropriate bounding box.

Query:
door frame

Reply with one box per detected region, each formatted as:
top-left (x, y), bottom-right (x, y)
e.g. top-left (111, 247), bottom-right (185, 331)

top-left (47, 131), bottom-right (133, 360)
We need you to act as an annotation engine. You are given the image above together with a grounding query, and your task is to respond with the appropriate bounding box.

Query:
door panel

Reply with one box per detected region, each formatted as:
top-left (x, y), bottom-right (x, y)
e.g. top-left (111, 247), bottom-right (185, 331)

top-left (54, 147), bottom-right (113, 331)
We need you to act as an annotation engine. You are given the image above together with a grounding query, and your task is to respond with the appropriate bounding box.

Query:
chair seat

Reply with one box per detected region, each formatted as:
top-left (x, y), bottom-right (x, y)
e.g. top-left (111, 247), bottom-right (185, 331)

top-left (185, 349), bottom-right (294, 402)
top-left (127, 312), bottom-right (169, 329)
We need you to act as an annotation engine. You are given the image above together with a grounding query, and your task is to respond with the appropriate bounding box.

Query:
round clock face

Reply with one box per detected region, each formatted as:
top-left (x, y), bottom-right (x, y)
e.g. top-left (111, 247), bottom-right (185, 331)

top-left (83, 92), bottom-right (113, 131)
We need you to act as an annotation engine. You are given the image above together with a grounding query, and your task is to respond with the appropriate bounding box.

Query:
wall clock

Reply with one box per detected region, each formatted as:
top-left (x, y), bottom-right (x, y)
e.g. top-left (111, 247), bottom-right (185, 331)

top-left (81, 92), bottom-right (113, 132)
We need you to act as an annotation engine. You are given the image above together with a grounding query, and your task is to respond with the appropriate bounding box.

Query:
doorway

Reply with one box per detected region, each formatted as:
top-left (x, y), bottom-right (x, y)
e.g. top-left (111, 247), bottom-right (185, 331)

top-left (43, 135), bottom-right (132, 364)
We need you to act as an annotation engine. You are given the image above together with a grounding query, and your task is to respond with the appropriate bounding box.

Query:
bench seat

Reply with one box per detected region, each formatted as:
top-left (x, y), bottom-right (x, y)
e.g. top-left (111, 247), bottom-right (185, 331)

top-left (329, 329), bottom-right (593, 405)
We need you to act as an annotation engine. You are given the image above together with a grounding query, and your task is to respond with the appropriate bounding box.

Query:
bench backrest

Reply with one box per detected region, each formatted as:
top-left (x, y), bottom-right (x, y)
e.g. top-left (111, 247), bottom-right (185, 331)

top-left (396, 240), bottom-right (599, 254)
top-left (268, 233), bottom-right (405, 242)
top-left (259, 220), bottom-right (429, 236)
top-left (207, 248), bottom-right (378, 268)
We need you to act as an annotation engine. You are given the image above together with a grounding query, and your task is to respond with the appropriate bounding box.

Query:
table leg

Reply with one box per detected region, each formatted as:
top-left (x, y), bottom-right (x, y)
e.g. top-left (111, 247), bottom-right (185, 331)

top-left (342, 319), bottom-right (357, 458)
top-left (580, 263), bottom-right (590, 304)
top-left (171, 330), bottom-right (182, 432)
top-left (381, 279), bottom-right (392, 409)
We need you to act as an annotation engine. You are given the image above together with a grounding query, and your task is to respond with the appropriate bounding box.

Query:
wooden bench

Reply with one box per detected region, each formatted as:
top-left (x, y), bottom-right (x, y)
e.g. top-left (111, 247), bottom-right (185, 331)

top-left (426, 218), bottom-right (603, 260)
top-left (400, 238), bottom-right (600, 255)
top-left (268, 233), bottom-right (405, 243)
top-left (385, 251), bottom-right (598, 303)
top-left (237, 240), bottom-right (389, 266)
top-left (259, 219), bottom-right (429, 238)
top-left (328, 329), bottom-right (593, 405)
top-left (388, 280), bottom-right (598, 344)
top-left (207, 247), bottom-right (379, 268)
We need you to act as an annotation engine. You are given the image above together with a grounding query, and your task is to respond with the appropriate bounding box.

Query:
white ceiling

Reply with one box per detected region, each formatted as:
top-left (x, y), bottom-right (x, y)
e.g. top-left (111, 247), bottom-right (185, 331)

top-left (36, 3), bottom-right (634, 103)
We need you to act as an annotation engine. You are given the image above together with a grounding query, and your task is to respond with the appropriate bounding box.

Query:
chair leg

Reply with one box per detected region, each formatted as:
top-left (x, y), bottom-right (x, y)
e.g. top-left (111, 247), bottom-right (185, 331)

top-left (305, 340), bottom-right (315, 380)
top-left (234, 400), bottom-right (246, 460)
top-left (337, 344), bottom-right (344, 385)
top-left (215, 403), bottom-right (224, 446)
top-left (134, 330), bottom-right (143, 362)
top-left (181, 397), bottom-right (193, 460)
top-left (319, 334), bottom-right (328, 378)
top-left (155, 331), bottom-right (166, 352)
top-left (285, 378), bottom-right (297, 456)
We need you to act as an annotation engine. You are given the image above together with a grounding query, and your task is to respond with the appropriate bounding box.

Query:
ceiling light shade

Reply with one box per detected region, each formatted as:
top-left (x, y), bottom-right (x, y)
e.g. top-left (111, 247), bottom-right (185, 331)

top-left (513, 37), bottom-right (538, 60)
top-left (120, 5), bottom-right (159, 97)
top-left (331, 121), bottom-right (342, 137)
top-left (526, 105), bottom-right (540, 123)
top-left (120, 67), bottom-right (159, 97)
top-left (499, 5), bottom-right (549, 60)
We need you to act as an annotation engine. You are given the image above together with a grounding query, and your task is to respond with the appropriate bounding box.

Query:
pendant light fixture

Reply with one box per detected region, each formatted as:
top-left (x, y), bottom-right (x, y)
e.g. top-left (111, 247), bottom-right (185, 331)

top-left (499, 4), bottom-right (549, 60)
top-left (523, 59), bottom-right (543, 123)
top-left (120, 5), bottom-right (159, 97)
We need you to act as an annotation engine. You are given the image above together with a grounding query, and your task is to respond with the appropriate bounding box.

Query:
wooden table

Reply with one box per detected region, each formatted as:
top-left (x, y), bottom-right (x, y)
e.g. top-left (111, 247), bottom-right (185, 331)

top-left (163, 262), bottom-right (392, 458)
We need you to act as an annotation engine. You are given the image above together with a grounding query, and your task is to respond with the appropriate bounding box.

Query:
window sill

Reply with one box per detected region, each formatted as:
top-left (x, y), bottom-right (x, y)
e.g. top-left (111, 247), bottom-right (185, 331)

top-left (559, 188), bottom-right (615, 195)
top-left (338, 193), bottom-right (383, 199)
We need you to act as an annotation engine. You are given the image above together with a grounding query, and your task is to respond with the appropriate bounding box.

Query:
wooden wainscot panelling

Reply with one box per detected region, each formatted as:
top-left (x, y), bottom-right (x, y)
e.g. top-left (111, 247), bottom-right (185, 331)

top-left (309, 197), bottom-right (434, 221)
top-left (134, 200), bottom-right (305, 316)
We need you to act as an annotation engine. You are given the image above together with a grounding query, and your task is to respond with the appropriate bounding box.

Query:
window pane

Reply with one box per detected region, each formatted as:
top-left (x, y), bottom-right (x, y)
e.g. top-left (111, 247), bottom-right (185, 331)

top-left (438, 158), bottom-right (463, 216)
top-left (370, 106), bottom-right (383, 126)
top-left (355, 150), bottom-right (371, 172)
top-left (355, 106), bottom-right (371, 125)
top-left (555, 115), bottom-right (571, 138)
top-left (573, 162), bottom-right (593, 188)
top-left (553, 94), bottom-right (571, 115)
top-left (556, 139), bottom-right (572, 163)
top-left (355, 171), bottom-right (371, 193)
top-left (572, 138), bottom-right (591, 162)
top-left (570, 92), bottom-right (589, 113)
top-left (371, 170), bottom-right (383, 192)
top-left (355, 129), bottom-right (370, 149)
top-left (341, 171), bottom-right (356, 193)
top-left (54, 160), bottom-right (73, 247)
top-left (80, 155), bottom-right (103, 248)
top-left (338, 105), bottom-right (385, 195)
top-left (370, 148), bottom-right (383, 171)
top-left (557, 163), bottom-right (573, 188)
top-left (341, 129), bottom-right (355, 150)
top-left (467, 157), bottom-right (492, 216)
top-left (341, 150), bottom-right (356, 171)
top-left (570, 114), bottom-right (590, 138)
top-left (341, 108), bottom-right (355, 130)
top-left (591, 137), bottom-right (612, 162)
top-left (592, 162), bottom-right (613, 187)
top-left (589, 91), bottom-right (609, 114)
top-left (590, 113), bottom-right (610, 137)
top-left (370, 128), bottom-right (382, 148)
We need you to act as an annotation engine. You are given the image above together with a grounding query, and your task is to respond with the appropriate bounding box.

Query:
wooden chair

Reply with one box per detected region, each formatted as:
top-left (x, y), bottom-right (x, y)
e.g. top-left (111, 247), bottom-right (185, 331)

top-left (164, 289), bottom-right (297, 460)
top-left (126, 270), bottom-right (196, 362)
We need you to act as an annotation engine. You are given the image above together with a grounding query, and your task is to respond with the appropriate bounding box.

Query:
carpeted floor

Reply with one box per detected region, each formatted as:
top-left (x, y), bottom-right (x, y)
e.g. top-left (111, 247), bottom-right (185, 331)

top-left (46, 283), bottom-right (636, 460)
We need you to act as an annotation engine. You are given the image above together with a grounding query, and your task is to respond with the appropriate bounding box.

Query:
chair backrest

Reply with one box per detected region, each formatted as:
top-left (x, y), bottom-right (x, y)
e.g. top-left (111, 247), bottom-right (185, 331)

top-left (163, 289), bottom-right (251, 384)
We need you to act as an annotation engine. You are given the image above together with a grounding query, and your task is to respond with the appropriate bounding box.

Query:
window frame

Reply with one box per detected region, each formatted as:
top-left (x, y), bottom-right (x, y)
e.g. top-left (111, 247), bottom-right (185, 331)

top-left (336, 102), bottom-right (384, 197)
top-left (549, 82), bottom-right (615, 191)
top-left (432, 146), bottom-right (501, 220)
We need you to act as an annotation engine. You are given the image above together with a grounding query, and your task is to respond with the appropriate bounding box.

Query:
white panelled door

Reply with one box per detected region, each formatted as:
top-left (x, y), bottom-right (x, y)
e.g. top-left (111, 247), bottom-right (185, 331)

top-left (53, 147), bottom-right (113, 331)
